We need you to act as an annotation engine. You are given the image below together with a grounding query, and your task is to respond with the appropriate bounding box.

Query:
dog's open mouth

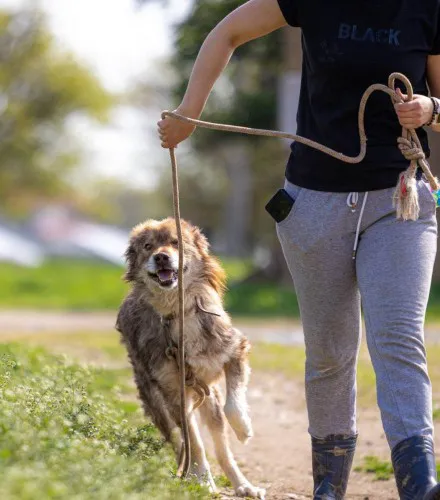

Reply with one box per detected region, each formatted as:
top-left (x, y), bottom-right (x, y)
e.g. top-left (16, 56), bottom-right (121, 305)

top-left (149, 268), bottom-right (178, 288)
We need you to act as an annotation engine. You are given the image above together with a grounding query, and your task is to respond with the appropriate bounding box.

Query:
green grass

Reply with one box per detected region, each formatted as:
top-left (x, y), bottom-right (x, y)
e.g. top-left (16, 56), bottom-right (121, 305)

top-left (0, 258), bottom-right (255, 312)
top-left (250, 343), bottom-right (377, 406)
top-left (0, 260), bottom-right (127, 310)
top-left (226, 283), bottom-right (299, 318)
top-left (354, 456), bottom-right (394, 481)
top-left (7, 331), bottom-right (440, 410)
top-left (355, 456), bottom-right (440, 481)
top-left (3, 259), bottom-right (440, 320)
top-left (250, 342), bottom-right (440, 409)
top-left (0, 343), bottom-right (207, 500)
top-left (250, 343), bottom-right (305, 378)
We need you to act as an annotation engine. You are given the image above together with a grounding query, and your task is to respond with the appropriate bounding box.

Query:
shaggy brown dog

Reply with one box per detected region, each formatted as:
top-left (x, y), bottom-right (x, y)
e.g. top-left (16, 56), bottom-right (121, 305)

top-left (116, 218), bottom-right (265, 498)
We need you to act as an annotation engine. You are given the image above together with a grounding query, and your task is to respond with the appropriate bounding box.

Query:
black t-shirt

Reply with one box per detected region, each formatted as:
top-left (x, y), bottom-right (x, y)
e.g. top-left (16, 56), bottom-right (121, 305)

top-left (277, 0), bottom-right (440, 192)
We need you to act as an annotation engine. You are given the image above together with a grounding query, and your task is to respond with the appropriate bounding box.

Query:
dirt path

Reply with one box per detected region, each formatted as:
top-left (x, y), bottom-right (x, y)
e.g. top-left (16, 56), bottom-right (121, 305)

top-left (221, 371), bottom-right (401, 499)
top-left (3, 310), bottom-right (440, 499)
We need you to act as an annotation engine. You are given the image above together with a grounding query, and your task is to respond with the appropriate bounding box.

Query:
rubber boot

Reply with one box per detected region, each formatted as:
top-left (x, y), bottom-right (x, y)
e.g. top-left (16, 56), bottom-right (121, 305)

top-left (392, 435), bottom-right (440, 500)
top-left (312, 434), bottom-right (357, 499)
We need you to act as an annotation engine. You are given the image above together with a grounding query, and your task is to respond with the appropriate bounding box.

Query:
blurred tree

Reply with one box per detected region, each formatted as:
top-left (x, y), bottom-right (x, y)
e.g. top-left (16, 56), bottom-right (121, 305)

top-left (76, 177), bottom-right (173, 228)
top-left (0, 8), bottom-right (113, 216)
top-left (138, 0), bottom-right (288, 263)
top-left (172, 0), bottom-right (285, 258)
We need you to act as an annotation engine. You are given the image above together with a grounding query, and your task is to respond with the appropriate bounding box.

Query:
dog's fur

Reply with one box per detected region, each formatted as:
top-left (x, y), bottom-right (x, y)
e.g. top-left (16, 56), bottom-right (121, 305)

top-left (116, 218), bottom-right (265, 498)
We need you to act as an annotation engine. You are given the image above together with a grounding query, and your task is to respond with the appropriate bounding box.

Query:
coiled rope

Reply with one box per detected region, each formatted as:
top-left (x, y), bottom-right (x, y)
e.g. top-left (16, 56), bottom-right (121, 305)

top-left (161, 71), bottom-right (439, 479)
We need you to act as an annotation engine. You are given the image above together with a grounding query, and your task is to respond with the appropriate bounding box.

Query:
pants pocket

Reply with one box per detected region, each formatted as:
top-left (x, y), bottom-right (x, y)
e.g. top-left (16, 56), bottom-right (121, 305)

top-left (277, 181), bottom-right (307, 229)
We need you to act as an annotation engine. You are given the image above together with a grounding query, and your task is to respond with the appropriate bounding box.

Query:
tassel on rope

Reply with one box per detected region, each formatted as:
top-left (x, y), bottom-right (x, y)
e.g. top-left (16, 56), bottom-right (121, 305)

top-left (390, 74), bottom-right (440, 220)
top-left (393, 167), bottom-right (419, 221)
top-left (393, 130), bottom-right (440, 221)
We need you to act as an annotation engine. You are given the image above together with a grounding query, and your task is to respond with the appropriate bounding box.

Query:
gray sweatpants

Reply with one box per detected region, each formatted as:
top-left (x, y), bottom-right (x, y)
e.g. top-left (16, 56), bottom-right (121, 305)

top-left (276, 178), bottom-right (438, 449)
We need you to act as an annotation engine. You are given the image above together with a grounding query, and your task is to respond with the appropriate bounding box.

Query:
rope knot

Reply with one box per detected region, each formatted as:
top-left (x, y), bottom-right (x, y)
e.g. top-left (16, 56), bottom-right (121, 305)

top-left (397, 137), bottom-right (426, 162)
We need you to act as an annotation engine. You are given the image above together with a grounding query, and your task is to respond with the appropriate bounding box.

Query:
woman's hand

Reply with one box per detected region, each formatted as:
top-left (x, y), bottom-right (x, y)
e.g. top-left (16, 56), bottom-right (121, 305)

top-left (394, 89), bottom-right (434, 129)
top-left (157, 107), bottom-right (197, 149)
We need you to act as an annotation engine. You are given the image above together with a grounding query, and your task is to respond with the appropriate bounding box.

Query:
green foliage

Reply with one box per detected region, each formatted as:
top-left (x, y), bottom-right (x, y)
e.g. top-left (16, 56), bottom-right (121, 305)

top-left (0, 343), bottom-right (207, 499)
top-left (226, 282), bottom-right (299, 317)
top-left (354, 456), bottom-right (394, 481)
top-left (173, 0), bottom-right (282, 141)
top-left (214, 475), bottom-right (232, 488)
top-left (0, 8), bottom-right (114, 216)
top-left (138, 0), bottom-right (288, 258)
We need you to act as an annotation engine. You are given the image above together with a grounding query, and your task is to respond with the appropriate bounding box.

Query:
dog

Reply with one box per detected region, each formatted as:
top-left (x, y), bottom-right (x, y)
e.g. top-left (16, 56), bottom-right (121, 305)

top-left (116, 217), bottom-right (265, 498)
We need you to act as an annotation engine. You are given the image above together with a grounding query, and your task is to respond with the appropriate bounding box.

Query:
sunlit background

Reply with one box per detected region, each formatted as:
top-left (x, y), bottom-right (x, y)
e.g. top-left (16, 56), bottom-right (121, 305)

top-left (1, 1), bottom-right (440, 499)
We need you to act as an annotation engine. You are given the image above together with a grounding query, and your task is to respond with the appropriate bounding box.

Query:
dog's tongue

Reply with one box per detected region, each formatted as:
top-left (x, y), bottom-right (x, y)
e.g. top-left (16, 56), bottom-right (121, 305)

top-left (157, 269), bottom-right (174, 282)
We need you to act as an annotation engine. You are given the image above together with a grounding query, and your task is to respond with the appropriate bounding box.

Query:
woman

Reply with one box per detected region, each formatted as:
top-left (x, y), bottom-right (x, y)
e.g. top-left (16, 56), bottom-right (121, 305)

top-left (158, 1), bottom-right (440, 498)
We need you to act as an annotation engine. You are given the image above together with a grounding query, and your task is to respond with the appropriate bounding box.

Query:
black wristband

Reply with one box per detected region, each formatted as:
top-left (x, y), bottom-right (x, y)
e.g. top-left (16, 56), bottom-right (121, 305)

top-left (426, 97), bottom-right (439, 126)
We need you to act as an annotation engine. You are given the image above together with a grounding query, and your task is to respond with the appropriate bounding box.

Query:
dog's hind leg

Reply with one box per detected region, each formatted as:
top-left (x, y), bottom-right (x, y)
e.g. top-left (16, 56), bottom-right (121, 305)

top-left (223, 336), bottom-right (253, 443)
top-left (200, 387), bottom-right (265, 499)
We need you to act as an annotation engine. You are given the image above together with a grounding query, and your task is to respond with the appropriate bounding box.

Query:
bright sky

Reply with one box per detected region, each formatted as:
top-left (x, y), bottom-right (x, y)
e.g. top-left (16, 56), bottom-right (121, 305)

top-left (1, 0), bottom-right (192, 187)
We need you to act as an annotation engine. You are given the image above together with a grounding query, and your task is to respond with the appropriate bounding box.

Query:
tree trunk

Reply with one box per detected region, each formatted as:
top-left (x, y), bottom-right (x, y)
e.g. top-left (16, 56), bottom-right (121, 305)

top-left (217, 142), bottom-right (253, 257)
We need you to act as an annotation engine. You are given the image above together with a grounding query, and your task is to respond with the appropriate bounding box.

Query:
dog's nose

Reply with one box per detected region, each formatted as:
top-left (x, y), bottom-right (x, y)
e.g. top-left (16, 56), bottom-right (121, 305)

top-left (154, 253), bottom-right (170, 265)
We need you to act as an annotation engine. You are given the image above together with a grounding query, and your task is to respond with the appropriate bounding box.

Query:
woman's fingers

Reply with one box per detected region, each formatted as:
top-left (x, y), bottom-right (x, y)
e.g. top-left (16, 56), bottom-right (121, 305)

top-left (157, 119), bottom-right (171, 148)
top-left (396, 102), bottom-right (421, 113)
top-left (394, 94), bottom-right (433, 128)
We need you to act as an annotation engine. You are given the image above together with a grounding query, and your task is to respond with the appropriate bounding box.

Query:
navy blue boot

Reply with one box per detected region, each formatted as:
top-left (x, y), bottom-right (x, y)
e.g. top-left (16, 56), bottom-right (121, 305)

top-left (392, 435), bottom-right (440, 500)
top-left (312, 434), bottom-right (357, 499)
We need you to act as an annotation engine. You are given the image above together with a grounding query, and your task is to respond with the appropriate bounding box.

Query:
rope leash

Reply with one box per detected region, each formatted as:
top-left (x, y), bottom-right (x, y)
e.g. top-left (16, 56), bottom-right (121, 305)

top-left (167, 146), bottom-right (192, 478)
top-left (161, 71), bottom-right (439, 480)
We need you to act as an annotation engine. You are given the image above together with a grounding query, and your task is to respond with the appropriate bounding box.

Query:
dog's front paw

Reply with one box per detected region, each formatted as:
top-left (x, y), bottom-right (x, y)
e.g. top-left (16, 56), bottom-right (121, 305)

top-left (224, 402), bottom-right (253, 444)
top-left (235, 483), bottom-right (266, 499)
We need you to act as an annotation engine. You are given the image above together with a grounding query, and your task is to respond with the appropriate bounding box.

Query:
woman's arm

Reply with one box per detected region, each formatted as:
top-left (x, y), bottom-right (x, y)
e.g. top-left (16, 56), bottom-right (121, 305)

top-left (394, 55), bottom-right (440, 129)
top-left (158, 0), bottom-right (287, 149)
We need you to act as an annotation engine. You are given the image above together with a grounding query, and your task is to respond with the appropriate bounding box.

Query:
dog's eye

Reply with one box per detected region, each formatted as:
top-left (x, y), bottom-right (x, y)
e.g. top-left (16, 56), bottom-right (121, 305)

top-left (144, 243), bottom-right (152, 251)
top-left (171, 239), bottom-right (178, 248)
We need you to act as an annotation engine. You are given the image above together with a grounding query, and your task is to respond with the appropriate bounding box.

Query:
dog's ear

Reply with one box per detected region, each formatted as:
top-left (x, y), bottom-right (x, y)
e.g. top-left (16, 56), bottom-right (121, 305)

top-left (123, 242), bottom-right (137, 283)
top-left (191, 226), bottom-right (209, 256)
top-left (190, 225), bottom-right (227, 297)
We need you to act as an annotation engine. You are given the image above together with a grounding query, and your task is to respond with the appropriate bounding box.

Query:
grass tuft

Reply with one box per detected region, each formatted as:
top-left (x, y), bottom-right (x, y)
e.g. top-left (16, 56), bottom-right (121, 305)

top-left (214, 475), bottom-right (232, 488)
top-left (354, 456), bottom-right (394, 481)
top-left (355, 456), bottom-right (440, 482)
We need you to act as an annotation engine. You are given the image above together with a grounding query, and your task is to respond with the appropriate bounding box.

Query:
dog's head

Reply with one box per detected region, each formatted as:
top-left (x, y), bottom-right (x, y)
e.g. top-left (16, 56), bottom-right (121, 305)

top-left (124, 218), bottom-right (226, 296)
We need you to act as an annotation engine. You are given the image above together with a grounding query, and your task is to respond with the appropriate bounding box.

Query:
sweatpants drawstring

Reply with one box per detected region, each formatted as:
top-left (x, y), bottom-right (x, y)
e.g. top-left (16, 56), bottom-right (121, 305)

top-left (346, 192), bottom-right (359, 211)
top-left (347, 192), bottom-right (369, 260)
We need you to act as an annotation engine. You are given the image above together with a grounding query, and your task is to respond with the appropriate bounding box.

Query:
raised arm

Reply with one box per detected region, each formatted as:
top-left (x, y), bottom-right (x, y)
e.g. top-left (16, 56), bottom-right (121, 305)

top-left (157, 0), bottom-right (287, 149)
